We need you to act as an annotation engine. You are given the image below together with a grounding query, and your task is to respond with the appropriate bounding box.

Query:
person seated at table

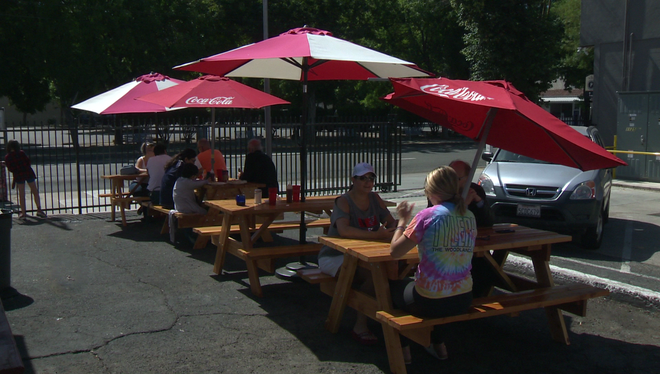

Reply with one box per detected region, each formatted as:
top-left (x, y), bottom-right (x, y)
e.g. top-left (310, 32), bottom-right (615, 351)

top-left (441, 160), bottom-right (495, 298)
top-left (130, 141), bottom-right (154, 198)
top-left (145, 143), bottom-right (171, 208)
top-left (426, 160), bottom-right (492, 227)
top-left (390, 166), bottom-right (477, 364)
top-left (195, 138), bottom-right (226, 179)
top-left (238, 138), bottom-right (279, 195)
top-left (160, 148), bottom-right (197, 209)
top-left (318, 162), bottom-right (396, 346)
top-left (173, 163), bottom-right (213, 244)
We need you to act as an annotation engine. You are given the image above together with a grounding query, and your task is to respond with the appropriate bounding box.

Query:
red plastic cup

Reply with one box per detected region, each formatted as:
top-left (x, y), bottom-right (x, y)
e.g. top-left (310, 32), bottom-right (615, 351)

top-left (216, 169), bottom-right (229, 182)
top-left (292, 185), bottom-right (301, 202)
top-left (268, 187), bottom-right (278, 205)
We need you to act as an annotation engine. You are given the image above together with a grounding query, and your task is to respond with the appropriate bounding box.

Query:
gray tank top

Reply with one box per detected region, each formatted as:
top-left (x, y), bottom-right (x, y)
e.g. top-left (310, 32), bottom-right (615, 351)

top-left (318, 192), bottom-right (390, 258)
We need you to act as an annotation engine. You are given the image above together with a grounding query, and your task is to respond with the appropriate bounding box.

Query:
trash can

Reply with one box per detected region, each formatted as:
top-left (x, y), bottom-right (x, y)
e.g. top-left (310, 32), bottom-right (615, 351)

top-left (0, 209), bottom-right (13, 295)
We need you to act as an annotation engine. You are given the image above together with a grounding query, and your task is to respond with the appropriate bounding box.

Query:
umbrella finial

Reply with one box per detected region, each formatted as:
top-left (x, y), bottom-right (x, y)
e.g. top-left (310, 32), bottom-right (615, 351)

top-left (282, 27), bottom-right (332, 36)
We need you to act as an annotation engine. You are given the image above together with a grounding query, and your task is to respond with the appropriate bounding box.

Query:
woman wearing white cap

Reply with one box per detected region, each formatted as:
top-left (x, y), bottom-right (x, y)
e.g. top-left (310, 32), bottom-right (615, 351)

top-left (318, 162), bottom-right (396, 345)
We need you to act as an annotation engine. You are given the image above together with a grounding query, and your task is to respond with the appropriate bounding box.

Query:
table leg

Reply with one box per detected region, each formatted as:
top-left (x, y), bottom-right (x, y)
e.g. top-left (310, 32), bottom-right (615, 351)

top-left (213, 213), bottom-right (233, 275)
top-left (240, 216), bottom-right (265, 298)
top-left (325, 254), bottom-right (358, 333)
top-left (120, 200), bottom-right (128, 227)
top-left (531, 244), bottom-right (570, 345)
top-left (370, 262), bottom-right (393, 311)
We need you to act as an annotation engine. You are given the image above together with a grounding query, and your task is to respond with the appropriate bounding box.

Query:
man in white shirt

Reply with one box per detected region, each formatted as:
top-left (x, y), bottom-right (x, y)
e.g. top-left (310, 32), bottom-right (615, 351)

top-left (145, 143), bottom-right (171, 205)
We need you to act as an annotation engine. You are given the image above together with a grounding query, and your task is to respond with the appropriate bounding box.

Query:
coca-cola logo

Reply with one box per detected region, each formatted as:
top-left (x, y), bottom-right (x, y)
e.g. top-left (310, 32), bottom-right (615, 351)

top-left (185, 96), bottom-right (235, 105)
top-left (420, 84), bottom-right (492, 102)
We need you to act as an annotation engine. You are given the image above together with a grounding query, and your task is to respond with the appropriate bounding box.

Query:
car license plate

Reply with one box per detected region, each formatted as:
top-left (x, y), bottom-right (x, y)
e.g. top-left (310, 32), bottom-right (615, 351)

top-left (517, 204), bottom-right (541, 217)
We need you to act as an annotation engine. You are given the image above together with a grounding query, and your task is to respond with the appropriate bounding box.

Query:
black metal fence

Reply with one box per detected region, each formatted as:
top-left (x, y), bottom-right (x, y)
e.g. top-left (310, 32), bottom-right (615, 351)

top-left (0, 114), bottom-right (402, 215)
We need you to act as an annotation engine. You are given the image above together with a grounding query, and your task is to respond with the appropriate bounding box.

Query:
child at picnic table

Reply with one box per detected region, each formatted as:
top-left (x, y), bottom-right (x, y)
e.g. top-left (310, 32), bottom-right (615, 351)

top-left (173, 163), bottom-right (212, 215)
top-left (390, 166), bottom-right (477, 364)
top-left (3, 140), bottom-right (47, 220)
top-left (172, 163), bottom-right (214, 244)
top-left (160, 148), bottom-right (198, 209)
top-left (317, 162), bottom-right (396, 346)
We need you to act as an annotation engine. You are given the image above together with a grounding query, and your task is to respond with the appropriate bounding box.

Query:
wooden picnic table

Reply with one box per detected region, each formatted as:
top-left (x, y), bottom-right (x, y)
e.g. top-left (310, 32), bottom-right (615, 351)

top-left (100, 173), bottom-right (150, 226)
top-left (205, 196), bottom-right (340, 297)
top-left (318, 224), bottom-right (575, 340)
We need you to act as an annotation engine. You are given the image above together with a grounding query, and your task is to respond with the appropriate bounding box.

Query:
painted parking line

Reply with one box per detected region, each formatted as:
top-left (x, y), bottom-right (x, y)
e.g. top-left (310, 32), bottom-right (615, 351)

top-left (621, 218), bottom-right (633, 273)
top-left (509, 255), bottom-right (660, 304)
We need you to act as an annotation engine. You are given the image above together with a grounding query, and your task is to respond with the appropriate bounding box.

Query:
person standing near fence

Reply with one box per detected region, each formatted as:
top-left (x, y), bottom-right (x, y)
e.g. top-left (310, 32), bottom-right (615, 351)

top-left (2, 140), bottom-right (47, 220)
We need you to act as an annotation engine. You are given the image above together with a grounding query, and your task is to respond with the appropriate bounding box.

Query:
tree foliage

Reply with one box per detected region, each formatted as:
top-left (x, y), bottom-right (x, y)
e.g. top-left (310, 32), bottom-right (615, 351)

top-left (551, 0), bottom-right (593, 90)
top-left (1, 0), bottom-right (575, 120)
top-left (451, 0), bottom-right (564, 101)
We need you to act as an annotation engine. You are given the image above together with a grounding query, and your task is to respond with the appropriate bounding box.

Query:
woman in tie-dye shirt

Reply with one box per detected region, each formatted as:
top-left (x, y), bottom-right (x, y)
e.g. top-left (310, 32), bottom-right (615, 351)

top-left (390, 166), bottom-right (477, 364)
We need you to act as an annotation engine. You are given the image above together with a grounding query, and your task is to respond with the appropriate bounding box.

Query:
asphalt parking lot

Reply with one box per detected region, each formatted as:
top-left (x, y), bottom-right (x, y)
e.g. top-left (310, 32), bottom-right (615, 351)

top-left (2, 201), bottom-right (660, 373)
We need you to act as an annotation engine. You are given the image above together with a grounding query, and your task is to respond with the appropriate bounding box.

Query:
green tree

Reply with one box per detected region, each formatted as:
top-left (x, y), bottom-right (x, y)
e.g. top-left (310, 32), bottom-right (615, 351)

top-left (0, 0), bottom-right (52, 122)
top-left (451, 0), bottom-right (564, 101)
top-left (551, 0), bottom-right (593, 90)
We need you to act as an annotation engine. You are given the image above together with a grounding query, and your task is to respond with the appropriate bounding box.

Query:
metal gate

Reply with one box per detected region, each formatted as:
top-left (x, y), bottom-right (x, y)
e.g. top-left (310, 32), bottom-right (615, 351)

top-left (0, 114), bottom-right (401, 215)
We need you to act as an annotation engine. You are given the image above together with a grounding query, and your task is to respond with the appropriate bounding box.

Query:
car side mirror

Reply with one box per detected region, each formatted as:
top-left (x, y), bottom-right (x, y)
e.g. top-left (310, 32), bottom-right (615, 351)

top-left (482, 151), bottom-right (493, 162)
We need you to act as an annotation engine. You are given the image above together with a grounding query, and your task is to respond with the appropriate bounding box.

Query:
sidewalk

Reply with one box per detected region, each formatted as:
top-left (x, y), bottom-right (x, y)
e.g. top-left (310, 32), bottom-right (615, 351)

top-left (2, 206), bottom-right (660, 373)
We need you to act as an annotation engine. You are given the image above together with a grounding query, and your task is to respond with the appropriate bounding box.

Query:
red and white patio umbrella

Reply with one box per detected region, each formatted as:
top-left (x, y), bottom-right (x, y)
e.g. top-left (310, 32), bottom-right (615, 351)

top-left (382, 77), bottom-right (627, 195)
top-left (174, 27), bottom-right (432, 201)
top-left (71, 72), bottom-right (185, 114)
top-left (136, 75), bottom-right (289, 175)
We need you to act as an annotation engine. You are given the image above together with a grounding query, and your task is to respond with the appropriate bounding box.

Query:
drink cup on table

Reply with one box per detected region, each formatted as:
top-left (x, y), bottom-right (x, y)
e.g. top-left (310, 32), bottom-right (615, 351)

top-left (292, 185), bottom-right (300, 202)
top-left (286, 184), bottom-right (293, 203)
top-left (268, 187), bottom-right (278, 205)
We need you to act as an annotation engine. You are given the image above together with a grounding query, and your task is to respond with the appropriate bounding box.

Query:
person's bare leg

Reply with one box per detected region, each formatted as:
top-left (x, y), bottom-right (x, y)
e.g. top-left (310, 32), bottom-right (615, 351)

top-left (351, 269), bottom-right (377, 344)
top-left (28, 181), bottom-right (45, 215)
top-left (17, 183), bottom-right (27, 218)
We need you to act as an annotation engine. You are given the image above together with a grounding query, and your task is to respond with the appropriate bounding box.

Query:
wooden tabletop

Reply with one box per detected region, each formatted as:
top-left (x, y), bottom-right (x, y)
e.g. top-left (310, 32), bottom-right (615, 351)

top-left (205, 195), bottom-right (340, 215)
top-left (101, 173), bottom-right (147, 180)
top-left (318, 224), bottom-right (571, 263)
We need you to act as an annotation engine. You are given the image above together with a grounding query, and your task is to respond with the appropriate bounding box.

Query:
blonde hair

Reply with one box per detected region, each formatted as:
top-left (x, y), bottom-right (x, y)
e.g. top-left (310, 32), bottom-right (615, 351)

top-left (424, 166), bottom-right (467, 215)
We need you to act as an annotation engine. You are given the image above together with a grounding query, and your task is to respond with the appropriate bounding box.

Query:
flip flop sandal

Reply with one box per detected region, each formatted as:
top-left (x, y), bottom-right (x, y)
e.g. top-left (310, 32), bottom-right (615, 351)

top-left (351, 330), bottom-right (378, 346)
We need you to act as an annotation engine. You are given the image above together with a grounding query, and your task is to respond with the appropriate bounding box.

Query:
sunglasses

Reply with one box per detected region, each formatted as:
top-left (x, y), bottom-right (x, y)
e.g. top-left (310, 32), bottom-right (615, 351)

top-left (356, 175), bottom-right (376, 182)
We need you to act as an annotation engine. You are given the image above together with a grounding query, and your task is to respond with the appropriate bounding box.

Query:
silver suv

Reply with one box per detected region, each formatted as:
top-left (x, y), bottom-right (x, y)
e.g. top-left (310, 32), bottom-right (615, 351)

top-left (478, 126), bottom-right (612, 249)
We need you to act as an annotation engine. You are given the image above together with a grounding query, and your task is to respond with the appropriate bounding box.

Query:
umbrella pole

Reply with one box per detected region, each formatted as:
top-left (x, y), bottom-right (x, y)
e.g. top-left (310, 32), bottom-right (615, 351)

top-left (210, 108), bottom-right (216, 180)
top-left (465, 108), bottom-right (498, 199)
top-left (276, 61), bottom-right (316, 280)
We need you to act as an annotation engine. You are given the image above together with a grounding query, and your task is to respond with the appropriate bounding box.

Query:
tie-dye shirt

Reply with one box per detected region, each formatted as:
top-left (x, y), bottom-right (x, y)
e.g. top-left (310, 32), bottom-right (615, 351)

top-left (403, 202), bottom-right (477, 299)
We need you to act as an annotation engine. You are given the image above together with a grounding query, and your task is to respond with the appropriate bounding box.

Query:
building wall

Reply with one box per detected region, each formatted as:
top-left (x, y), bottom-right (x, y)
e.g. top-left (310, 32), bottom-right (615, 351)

top-left (0, 97), bottom-right (62, 126)
top-left (581, 0), bottom-right (660, 145)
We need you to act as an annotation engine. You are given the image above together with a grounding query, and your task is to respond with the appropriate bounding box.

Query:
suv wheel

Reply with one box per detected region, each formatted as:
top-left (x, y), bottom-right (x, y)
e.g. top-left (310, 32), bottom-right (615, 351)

top-left (582, 205), bottom-right (604, 249)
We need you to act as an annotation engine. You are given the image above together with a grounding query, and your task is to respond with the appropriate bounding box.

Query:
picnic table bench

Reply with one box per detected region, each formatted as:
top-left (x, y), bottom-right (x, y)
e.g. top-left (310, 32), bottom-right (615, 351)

top-left (204, 196), bottom-right (340, 297)
top-left (318, 224), bottom-right (610, 374)
top-left (100, 174), bottom-right (150, 226)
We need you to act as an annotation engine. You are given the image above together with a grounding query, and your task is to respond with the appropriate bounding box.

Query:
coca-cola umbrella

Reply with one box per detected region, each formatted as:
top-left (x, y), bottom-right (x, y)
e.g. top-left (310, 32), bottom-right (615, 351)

top-left (136, 75), bottom-right (290, 174)
top-left (71, 72), bottom-right (185, 114)
top-left (173, 27), bottom-right (432, 201)
top-left (382, 77), bottom-right (627, 194)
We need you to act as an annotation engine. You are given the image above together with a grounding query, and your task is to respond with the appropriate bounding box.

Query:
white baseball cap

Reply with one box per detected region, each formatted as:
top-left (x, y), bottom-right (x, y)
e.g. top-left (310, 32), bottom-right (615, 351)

top-left (352, 162), bottom-right (376, 177)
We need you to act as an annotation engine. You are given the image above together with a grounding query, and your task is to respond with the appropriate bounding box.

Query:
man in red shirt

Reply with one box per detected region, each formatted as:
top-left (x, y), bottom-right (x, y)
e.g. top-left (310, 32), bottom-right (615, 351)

top-left (194, 138), bottom-right (226, 179)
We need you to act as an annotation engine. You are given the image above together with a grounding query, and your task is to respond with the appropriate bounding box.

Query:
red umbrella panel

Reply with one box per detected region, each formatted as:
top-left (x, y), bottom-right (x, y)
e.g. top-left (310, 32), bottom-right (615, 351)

top-left (71, 72), bottom-right (185, 114)
top-left (136, 75), bottom-right (290, 109)
top-left (136, 75), bottom-right (290, 176)
top-left (383, 77), bottom-right (626, 172)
